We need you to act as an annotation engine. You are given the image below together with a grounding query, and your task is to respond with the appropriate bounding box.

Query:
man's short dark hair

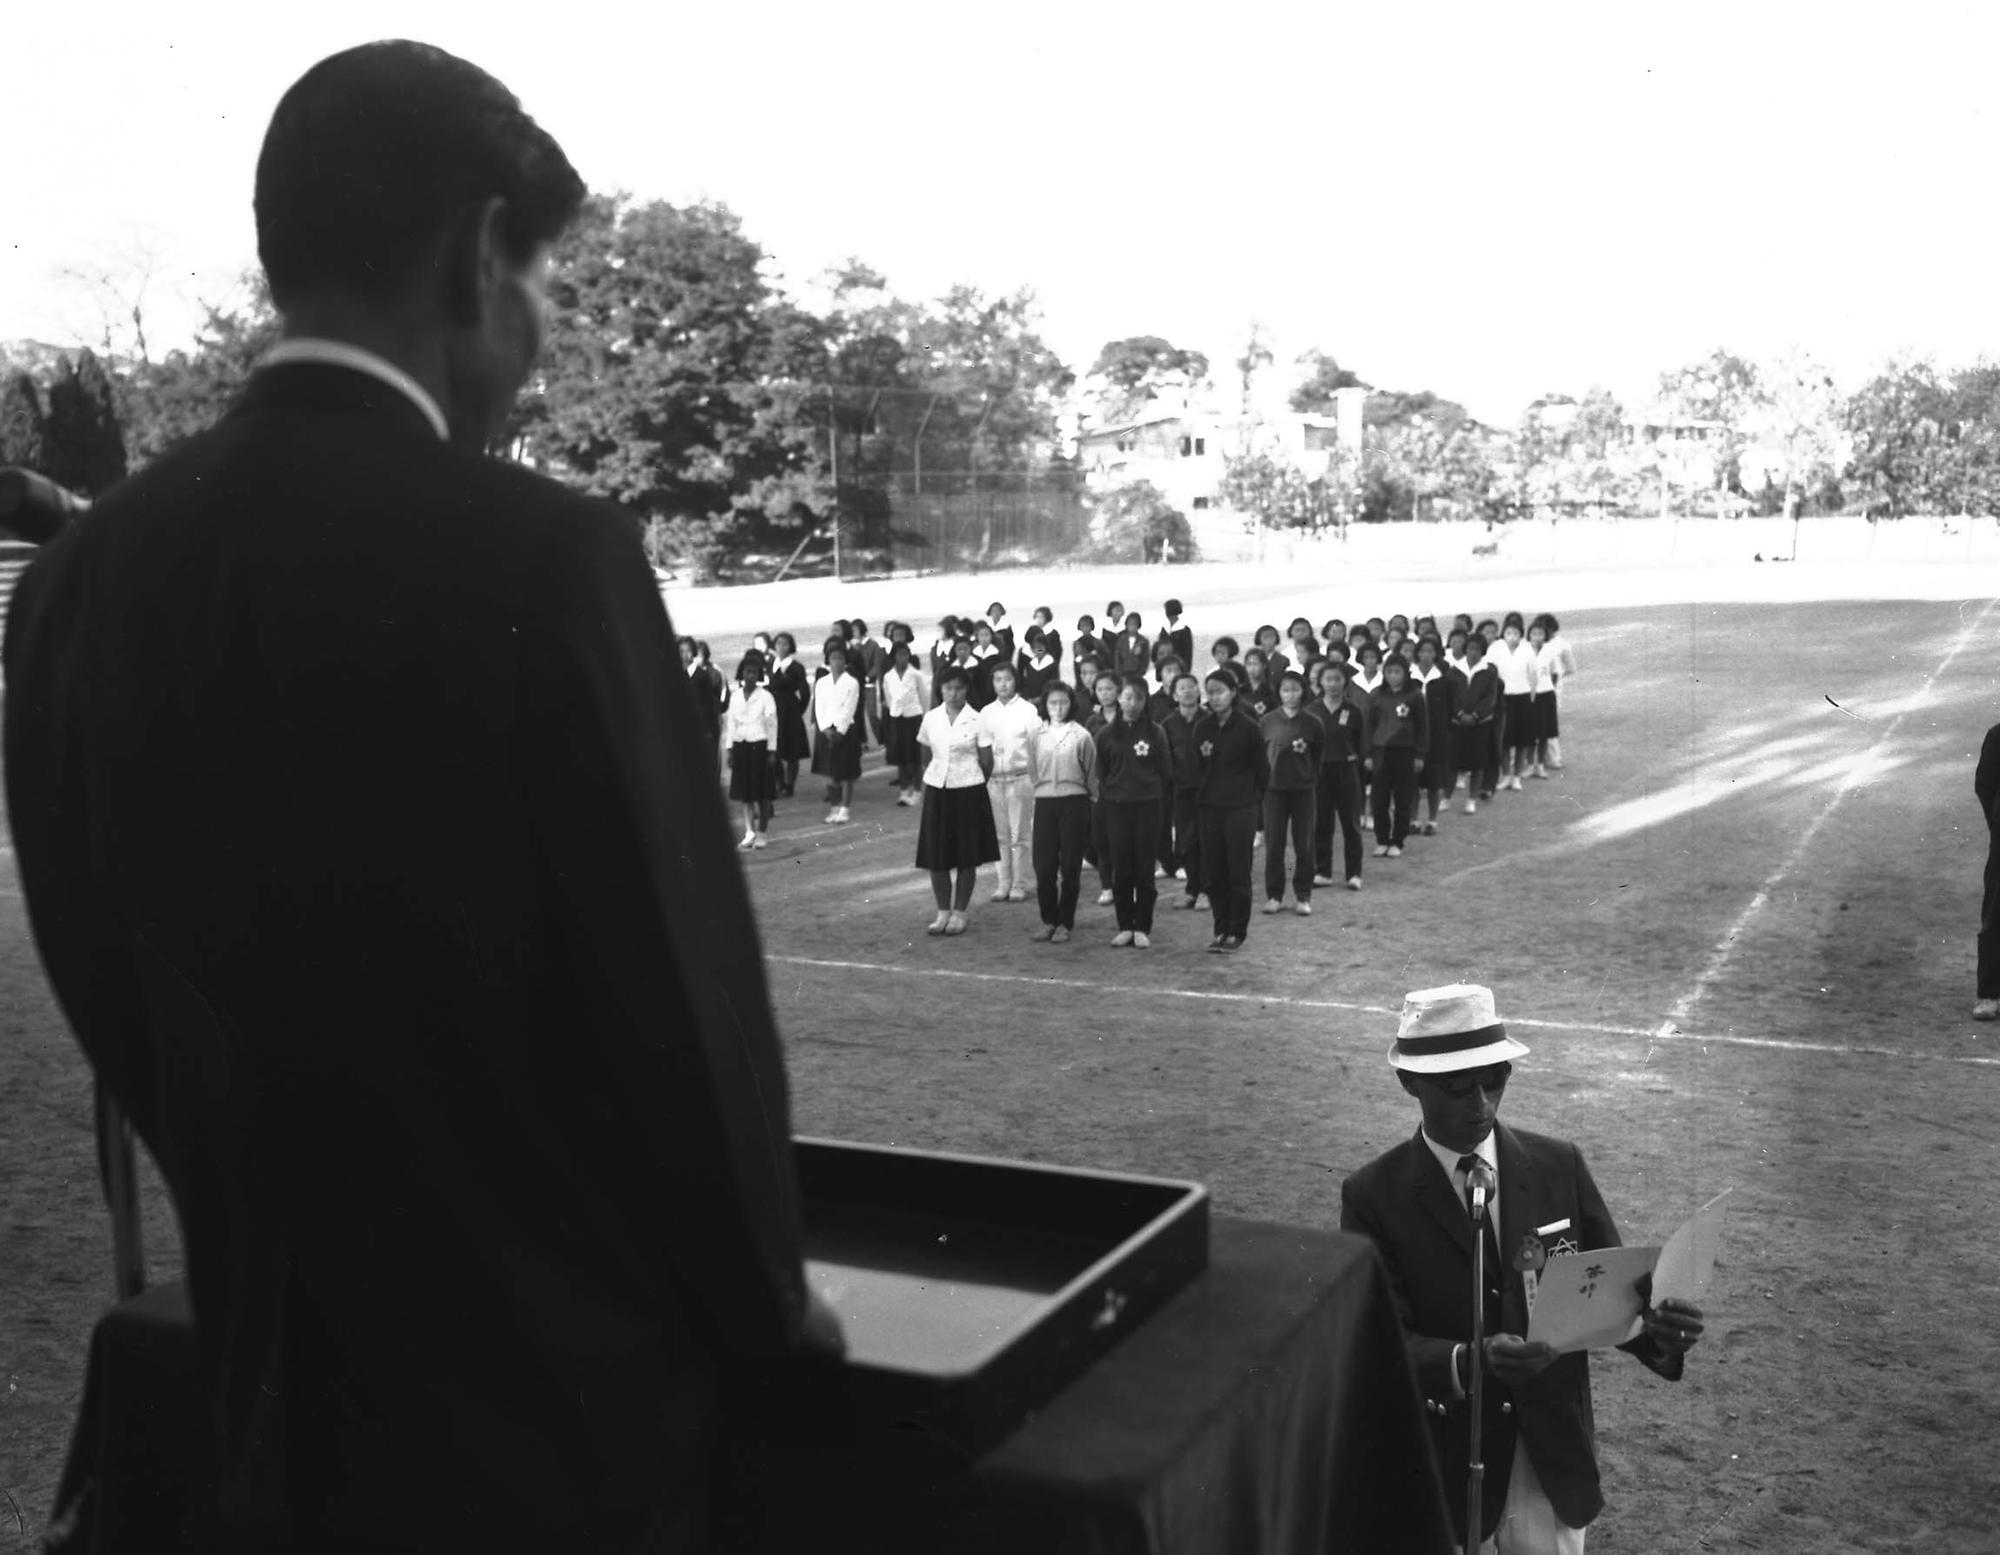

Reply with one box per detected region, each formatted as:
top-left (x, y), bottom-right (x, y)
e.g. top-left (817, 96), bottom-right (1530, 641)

top-left (255, 41), bottom-right (587, 309)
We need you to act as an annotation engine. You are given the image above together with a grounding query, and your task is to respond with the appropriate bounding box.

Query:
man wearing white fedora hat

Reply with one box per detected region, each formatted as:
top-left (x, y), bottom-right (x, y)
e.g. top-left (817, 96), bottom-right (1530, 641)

top-left (1340, 984), bottom-right (1706, 1554)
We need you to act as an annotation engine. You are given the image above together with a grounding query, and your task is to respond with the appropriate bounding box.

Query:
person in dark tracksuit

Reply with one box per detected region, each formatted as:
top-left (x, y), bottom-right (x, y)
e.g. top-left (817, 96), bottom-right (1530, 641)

top-left (1163, 673), bottom-right (1207, 910)
top-left (1192, 671), bottom-right (1270, 952)
top-left (1366, 655), bottom-right (1428, 856)
top-left (1085, 670), bottom-right (1120, 906)
top-left (1028, 681), bottom-right (1096, 944)
top-left (1411, 634), bottom-right (1458, 837)
top-left (1148, 656), bottom-right (1185, 873)
top-left (1094, 676), bottom-right (1173, 947)
top-left (1307, 659), bottom-right (1367, 891)
top-left (1260, 671), bottom-right (1323, 915)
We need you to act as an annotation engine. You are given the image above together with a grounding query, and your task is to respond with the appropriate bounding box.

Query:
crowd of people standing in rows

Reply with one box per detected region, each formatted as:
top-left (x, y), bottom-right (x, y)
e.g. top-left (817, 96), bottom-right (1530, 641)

top-left (681, 600), bottom-right (1577, 951)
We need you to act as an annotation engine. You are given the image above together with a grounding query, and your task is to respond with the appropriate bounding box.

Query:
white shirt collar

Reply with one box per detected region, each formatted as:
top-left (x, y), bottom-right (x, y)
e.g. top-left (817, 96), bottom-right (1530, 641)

top-left (1421, 1126), bottom-right (1496, 1184)
top-left (260, 338), bottom-right (449, 442)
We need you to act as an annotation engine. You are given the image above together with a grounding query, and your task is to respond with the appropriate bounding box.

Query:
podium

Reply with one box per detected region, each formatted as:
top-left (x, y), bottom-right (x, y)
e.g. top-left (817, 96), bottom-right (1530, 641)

top-left (47, 1144), bottom-right (1455, 1555)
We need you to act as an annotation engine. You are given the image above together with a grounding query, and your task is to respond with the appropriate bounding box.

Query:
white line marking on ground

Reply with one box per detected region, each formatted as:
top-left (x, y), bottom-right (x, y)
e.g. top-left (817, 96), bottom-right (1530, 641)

top-left (769, 956), bottom-right (2000, 1068)
top-left (1660, 595), bottom-right (2000, 1036)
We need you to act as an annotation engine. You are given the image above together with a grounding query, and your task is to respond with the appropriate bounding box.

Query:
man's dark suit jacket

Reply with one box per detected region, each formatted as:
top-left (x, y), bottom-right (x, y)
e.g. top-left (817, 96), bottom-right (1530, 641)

top-left (4, 363), bottom-right (810, 1552)
top-left (1340, 1123), bottom-right (1683, 1546)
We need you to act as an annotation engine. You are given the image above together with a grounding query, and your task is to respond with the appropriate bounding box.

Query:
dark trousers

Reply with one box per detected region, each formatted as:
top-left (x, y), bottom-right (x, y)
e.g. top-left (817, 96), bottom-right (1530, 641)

top-left (1371, 746), bottom-right (1419, 846)
top-left (1157, 797), bottom-right (1177, 876)
top-left (1033, 794), bottom-right (1092, 929)
top-left (1263, 787), bottom-right (1316, 901)
top-left (1420, 749), bottom-right (1451, 811)
top-left (1983, 828), bottom-right (2000, 998)
top-left (1198, 803), bottom-right (1258, 939)
top-left (1314, 761), bottom-right (1365, 881)
top-left (1169, 788), bottom-right (1202, 898)
top-left (1482, 710), bottom-right (1503, 794)
top-left (1088, 800), bottom-right (1111, 890)
top-left (1103, 799), bottom-right (1161, 932)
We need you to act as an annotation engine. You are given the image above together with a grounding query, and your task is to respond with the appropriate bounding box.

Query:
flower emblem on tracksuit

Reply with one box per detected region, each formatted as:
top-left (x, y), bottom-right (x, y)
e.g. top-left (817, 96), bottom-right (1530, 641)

top-left (1199, 741), bottom-right (1214, 757)
top-left (1132, 740), bottom-right (1151, 757)
top-left (1395, 702), bottom-right (1410, 719)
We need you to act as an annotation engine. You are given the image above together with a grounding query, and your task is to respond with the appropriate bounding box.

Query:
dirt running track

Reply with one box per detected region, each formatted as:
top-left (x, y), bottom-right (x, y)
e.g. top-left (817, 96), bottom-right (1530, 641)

top-left (6, 593), bottom-right (2000, 1553)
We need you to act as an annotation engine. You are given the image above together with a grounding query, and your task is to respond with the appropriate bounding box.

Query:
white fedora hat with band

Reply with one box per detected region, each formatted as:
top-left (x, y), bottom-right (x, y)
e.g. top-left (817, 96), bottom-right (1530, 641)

top-left (1388, 983), bottom-right (1531, 1073)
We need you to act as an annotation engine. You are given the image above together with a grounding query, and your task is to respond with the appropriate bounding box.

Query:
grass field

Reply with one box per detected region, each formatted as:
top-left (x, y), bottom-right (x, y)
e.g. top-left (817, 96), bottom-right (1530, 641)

top-left (6, 550), bottom-right (2000, 1552)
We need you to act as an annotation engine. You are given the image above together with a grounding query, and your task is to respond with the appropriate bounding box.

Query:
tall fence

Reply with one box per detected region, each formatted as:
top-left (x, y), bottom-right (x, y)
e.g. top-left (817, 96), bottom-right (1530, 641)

top-left (865, 470), bottom-right (1089, 576)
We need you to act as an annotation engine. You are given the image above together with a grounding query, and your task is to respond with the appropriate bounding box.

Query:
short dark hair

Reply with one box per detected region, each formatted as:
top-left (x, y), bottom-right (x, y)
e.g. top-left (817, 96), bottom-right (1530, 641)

top-left (1212, 635), bottom-right (1240, 658)
top-left (255, 41), bottom-right (586, 310)
top-left (1164, 597), bottom-right (1183, 616)
top-left (936, 664), bottom-right (971, 690)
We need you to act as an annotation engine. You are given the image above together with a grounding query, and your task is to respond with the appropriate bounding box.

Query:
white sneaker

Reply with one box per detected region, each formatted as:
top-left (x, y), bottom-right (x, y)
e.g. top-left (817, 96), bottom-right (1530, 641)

top-left (1313, 874), bottom-right (1336, 887)
top-left (1346, 876), bottom-right (1362, 891)
top-left (1976, 999), bottom-right (2000, 1021)
top-left (751, 834), bottom-right (768, 849)
top-left (1008, 886), bottom-right (1029, 902)
top-left (1173, 868), bottom-right (1187, 881)
top-left (1463, 799), bottom-right (1478, 814)
top-left (1097, 888), bottom-right (1115, 906)
top-left (1386, 845), bottom-right (1403, 858)
top-left (1264, 899), bottom-right (1283, 914)
top-left (991, 887), bottom-right (1012, 903)
top-left (738, 832), bottom-right (755, 851)
top-left (1132, 931), bottom-right (1151, 948)
top-left (1374, 844), bottom-right (1390, 857)
top-left (835, 807), bottom-right (851, 823)
top-left (1507, 775), bottom-right (1523, 791)
top-left (1295, 901), bottom-right (1312, 916)
top-left (1112, 930), bottom-right (1135, 947)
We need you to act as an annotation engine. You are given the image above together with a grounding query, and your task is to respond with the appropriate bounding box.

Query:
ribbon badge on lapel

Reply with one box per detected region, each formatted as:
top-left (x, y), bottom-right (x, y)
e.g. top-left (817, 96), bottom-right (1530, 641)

top-left (1512, 1233), bottom-right (1546, 1275)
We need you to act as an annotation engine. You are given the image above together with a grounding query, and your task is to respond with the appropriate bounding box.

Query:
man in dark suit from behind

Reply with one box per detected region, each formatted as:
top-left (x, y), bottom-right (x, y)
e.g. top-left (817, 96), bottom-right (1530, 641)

top-left (4, 40), bottom-right (839, 1554)
top-left (1340, 985), bottom-right (1704, 1554)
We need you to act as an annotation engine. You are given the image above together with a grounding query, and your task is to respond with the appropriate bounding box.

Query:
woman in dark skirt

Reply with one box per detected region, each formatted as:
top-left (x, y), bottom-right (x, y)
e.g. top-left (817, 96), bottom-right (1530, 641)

top-left (723, 650), bottom-right (779, 848)
top-left (810, 640), bottom-right (864, 823)
top-left (767, 631), bottom-right (812, 797)
top-left (1527, 614), bottom-right (1560, 780)
top-left (880, 640), bottom-right (929, 805)
top-left (915, 664), bottom-right (999, 936)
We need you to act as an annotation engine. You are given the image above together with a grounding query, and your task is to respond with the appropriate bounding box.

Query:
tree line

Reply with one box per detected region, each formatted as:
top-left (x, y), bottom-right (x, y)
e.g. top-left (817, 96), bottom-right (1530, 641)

top-left (8, 202), bottom-right (2000, 570)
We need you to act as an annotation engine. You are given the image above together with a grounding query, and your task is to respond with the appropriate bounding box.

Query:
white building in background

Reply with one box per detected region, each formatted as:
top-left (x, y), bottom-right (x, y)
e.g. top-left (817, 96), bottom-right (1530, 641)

top-left (1072, 378), bottom-right (1344, 515)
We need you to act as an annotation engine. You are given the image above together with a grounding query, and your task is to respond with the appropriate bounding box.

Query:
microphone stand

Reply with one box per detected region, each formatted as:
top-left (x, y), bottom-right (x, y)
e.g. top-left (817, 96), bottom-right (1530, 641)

top-left (1466, 1172), bottom-right (1491, 1555)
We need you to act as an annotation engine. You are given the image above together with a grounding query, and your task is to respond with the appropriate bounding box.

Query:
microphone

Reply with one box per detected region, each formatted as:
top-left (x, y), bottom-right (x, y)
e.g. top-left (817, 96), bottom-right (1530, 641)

top-left (1467, 1160), bottom-right (1496, 1221)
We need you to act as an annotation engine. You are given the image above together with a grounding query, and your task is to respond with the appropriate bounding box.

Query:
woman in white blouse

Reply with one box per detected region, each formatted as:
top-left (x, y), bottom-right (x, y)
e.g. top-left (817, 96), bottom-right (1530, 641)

top-left (723, 650), bottom-right (780, 848)
top-left (1488, 611), bottom-right (1540, 791)
top-left (810, 639), bottom-right (863, 823)
top-left (879, 640), bottom-right (929, 806)
top-left (914, 664), bottom-right (1000, 936)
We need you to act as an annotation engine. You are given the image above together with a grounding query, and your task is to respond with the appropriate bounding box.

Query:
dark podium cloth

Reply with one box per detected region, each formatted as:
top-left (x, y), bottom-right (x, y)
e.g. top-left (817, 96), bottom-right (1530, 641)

top-left (49, 1217), bottom-right (1452, 1555)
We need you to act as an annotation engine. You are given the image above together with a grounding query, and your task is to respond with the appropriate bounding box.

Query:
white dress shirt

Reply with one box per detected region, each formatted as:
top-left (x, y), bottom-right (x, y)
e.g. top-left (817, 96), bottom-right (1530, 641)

top-left (812, 671), bottom-right (860, 734)
top-left (919, 703), bottom-right (986, 788)
top-left (977, 693), bottom-right (1043, 777)
top-left (882, 665), bottom-right (928, 718)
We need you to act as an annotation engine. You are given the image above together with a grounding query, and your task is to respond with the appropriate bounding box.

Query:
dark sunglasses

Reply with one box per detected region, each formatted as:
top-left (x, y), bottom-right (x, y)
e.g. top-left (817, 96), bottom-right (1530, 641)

top-left (1424, 1063), bottom-right (1513, 1099)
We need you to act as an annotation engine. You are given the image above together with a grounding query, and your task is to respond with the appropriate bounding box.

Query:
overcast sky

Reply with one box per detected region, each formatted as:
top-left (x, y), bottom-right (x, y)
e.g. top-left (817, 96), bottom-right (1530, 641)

top-left (10, 0), bottom-right (1999, 423)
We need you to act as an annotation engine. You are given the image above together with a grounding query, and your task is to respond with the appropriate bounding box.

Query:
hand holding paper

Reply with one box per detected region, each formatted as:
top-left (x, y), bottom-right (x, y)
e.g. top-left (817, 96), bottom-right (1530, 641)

top-left (1526, 1190), bottom-right (1728, 1353)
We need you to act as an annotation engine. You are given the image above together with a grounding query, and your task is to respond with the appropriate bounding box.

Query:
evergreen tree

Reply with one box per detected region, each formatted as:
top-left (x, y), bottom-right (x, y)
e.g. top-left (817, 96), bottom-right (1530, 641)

top-left (43, 349), bottom-right (129, 495)
top-left (0, 370), bottom-right (48, 472)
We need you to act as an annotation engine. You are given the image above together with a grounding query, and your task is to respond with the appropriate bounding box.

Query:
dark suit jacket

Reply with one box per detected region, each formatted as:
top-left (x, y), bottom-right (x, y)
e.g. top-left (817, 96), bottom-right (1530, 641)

top-left (4, 363), bottom-right (811, 1552)
top-left (1340, 1123), bottom-right (1682, 1544)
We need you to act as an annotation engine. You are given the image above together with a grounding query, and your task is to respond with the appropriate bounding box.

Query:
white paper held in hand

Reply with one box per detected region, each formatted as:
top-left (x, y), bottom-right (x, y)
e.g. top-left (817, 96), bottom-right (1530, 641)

top-left (1524, 1189), bottom-right (1730, 1353)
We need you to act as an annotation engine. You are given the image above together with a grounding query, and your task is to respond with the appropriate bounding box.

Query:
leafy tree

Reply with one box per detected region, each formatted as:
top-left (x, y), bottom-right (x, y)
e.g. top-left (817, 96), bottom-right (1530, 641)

top-left (122, 275), bottom-right (280, 466)
top-left (1218, 450), bottom-right (1337, 530)
top-left (1364, 388), bottom-right (1467, 430)
top-left (0, 371), bottom-right (48, 472)
top-left (1289, 348), bottom-right (1362, 414)
top-left (1655, 349), bottom-right (1762, 495)
top-left (1089, 336), bottom-right (1208, 394)
top-left (1083, 478), bottom-right (1194, 562)
top-left (519, 195), bottom-right (831, 563)
top-left (1743, 351), bottom-right (1846, 518)
top-left (42, 349), bottom-right (128, 495)
top-left (1843, 360), bottom-right (1955, 518)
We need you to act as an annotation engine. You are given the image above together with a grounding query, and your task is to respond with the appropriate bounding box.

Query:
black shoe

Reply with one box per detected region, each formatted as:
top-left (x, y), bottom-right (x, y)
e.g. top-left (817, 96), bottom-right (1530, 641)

top-left (1207, 935), bottom-right (1228, 952)
top-left (1220, 935), bottom-right (1242, 952)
